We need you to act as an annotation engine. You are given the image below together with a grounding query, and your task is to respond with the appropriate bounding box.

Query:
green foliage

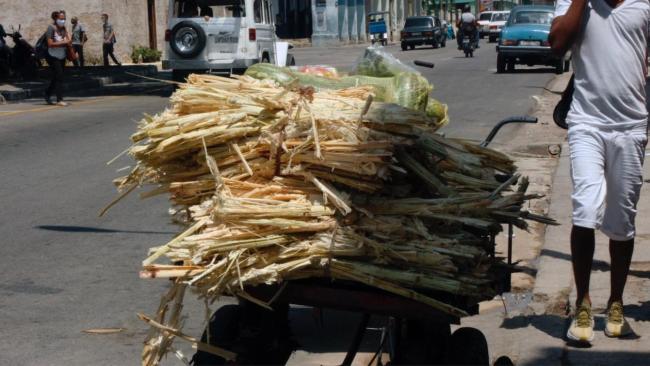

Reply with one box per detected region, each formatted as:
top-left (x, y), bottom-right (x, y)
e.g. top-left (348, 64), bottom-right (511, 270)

top-left (130, 46), bottom-right (162, 63)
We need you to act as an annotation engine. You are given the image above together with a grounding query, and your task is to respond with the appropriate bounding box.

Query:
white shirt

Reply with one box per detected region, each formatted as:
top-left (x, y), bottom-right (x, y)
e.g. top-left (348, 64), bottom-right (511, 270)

top-left (461, 12), bottom-right (476, 23)
top-left (555, 0), bottom-right (650, 131)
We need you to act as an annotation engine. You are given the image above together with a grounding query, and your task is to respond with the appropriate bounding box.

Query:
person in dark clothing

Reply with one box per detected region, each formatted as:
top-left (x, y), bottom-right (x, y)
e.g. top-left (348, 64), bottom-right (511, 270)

top-left (71, 16), bottom-right (86, 67)
top-left (45, 11), bottom-right (71, 106)
top-left (101, 13), bottom-right (121, 66)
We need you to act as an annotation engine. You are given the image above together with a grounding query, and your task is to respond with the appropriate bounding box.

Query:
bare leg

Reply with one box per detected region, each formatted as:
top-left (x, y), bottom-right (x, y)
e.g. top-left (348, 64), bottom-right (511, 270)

top-left (609, 239), bottom-right (634, 305)
top-left (571, 225), bottom-right (595, 306)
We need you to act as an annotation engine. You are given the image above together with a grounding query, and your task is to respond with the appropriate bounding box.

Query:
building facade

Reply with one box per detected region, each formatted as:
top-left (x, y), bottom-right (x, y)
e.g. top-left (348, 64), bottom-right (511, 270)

top-left (1, 0), bottom-right (168, 64)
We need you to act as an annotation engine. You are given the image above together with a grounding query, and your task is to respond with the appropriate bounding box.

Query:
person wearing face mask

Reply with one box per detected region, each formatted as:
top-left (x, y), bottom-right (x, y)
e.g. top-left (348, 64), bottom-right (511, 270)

top-left (102, 13), bottom-right (121, 67)
top-left (45, 10), bottom-right (71, 106)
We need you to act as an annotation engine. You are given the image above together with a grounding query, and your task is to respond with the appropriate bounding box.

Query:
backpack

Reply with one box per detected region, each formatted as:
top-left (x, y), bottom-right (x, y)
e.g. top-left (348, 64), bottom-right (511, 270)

top-left (35, 32), bottom-right (48, 60)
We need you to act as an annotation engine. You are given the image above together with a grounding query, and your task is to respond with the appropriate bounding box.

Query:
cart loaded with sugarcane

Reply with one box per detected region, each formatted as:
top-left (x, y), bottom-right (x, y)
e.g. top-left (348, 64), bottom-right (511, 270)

top-left (106, 47), bottom-right (555, 365)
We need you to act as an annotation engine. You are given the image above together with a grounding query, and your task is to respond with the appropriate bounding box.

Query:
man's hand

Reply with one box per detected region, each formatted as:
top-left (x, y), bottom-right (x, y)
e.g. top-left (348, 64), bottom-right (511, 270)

top-left (549, 0), bottom-right (588, 55)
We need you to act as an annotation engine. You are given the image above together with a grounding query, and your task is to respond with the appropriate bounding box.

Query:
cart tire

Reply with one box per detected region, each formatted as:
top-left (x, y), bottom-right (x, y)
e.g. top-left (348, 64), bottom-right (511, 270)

top-left (447, 327), bottom-right (489, 365)
top-left (192, 303), bottom-right (293, 365)
top-left (497, 53), bottom-right (506, 73)
top-left (388, 318), bottom-right (451, 364)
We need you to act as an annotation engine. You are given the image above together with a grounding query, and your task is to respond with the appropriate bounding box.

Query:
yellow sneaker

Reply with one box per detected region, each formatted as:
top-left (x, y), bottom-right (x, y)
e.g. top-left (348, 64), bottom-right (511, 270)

top-left (605, 301), bottom-right (632, 338)
top-left (567, 301), bottom-right (594, 343)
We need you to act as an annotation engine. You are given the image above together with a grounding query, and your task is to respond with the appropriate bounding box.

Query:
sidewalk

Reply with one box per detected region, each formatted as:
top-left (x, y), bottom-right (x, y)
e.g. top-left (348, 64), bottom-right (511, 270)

top-left (0, 65), bottom-right (172, 102)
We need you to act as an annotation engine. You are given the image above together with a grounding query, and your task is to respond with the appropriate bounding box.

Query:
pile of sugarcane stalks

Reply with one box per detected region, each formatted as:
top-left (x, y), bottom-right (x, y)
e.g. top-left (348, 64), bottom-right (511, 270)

top-left (106, 74), bottom-right (555, 365)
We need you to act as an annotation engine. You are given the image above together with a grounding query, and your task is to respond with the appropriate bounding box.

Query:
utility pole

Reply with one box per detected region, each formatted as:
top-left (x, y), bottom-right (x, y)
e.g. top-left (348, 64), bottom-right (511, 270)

top-left (147, 0), bottom-right (157, 50)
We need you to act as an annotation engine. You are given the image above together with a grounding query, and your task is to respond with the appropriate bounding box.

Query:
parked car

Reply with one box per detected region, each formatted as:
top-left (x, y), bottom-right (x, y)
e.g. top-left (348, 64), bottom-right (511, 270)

top-left (478, 11), bottom-right (493, 38)
top-left (496, 5), bottom-right (570, 74)
top-left (400, 16), bottom-right (446, 51)
top-left (487, 11), bottom-right (510, 43)
top-left (163, 0), bottom-right (294, 81)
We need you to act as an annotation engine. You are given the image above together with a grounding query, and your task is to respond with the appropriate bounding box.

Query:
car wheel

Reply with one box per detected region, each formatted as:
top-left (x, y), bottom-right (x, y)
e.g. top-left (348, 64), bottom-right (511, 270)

top-left (433, 41), bottom-right (439, 49)
top-left (507, 61), bottom-right (515, 72)
top-left (401, 43), bottom-right (407, 51)
top-left (409, 44), bottom-right (415, 50)
top-left (285, 54), bottom-right (296, 66)
top-left (555, 59), bottom-right (564, 74)
top-left (441, 38), bottom-right (446, 47)
top-left (497, 53), bottom-right (506, 73)
top-left (169, 20), bottom-right (207, 59)
top-left (489, 35), bottom-right (496, 43)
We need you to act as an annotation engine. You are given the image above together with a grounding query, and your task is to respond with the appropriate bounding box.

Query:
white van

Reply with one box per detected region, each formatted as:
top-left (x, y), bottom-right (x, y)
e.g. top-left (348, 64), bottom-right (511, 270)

top-left (163, 0), bottom-right (294, 81)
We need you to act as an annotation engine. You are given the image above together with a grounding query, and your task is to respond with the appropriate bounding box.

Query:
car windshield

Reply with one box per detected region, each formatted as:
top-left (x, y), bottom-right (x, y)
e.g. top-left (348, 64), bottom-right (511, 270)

top-left (479, 13), bottom-right (492, 21)
top-left (405, 18), bottom-right (432, 27)
top-left (510, 10), bottom-right (553, 25)
top-left (173, 0), bottom-right (246, 18)
top-left (492, 13), bottom-right (509, 21)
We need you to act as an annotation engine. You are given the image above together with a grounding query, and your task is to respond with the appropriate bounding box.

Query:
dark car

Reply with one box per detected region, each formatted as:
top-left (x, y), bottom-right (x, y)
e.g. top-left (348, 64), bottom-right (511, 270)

top-left (496, 5), bottom-right (570, 74)
top-left (400, 16), bottom-right (446, 51)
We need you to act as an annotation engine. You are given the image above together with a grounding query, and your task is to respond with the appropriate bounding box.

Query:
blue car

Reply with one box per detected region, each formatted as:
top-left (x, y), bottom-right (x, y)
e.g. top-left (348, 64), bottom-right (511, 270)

top-left (496, 5), bottom-right (570, 74)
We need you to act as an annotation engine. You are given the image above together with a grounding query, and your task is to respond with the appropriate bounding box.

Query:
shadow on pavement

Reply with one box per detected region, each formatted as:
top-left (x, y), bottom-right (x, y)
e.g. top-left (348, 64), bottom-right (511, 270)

top-left (524, 347), bottom-right (650, 365)
top-left (500, 313), bottom-right (568, 340)
top-left (540, 249), bottom-right (650, 280)
top-left (35, 225), bottom-right (175, 235)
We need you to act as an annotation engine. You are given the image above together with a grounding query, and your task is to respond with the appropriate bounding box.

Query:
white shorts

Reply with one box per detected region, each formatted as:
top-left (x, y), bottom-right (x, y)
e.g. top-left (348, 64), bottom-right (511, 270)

top-left (569, 125), bottom-right (647, 241)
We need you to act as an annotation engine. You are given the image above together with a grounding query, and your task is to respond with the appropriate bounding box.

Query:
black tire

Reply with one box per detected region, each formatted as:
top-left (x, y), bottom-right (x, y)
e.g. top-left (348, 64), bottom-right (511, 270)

top-left (497, 53), bottom-right (506, 73)
top-left (507, 61), bottom-right (515, 72)
top-left (489, 35), bottom-right (497, 43)
top-left (564, 58), bottom-right (571, 72)
top-left (382, 39), bottom-right (387, 46)
top-left (388, 318), bottom-right (451, 364)
top-left (286, 54), bottom-right (296, 66)
top-left (441, 37), bottom-right (446, 47)
top-left (261, 54), bottom-right (270, 63)
top-left (447, 327), bottom-right (489, 365)
top-left (433, 41), bottom-right (439, 49)
top-left (401, 43), bottom-right (407, 51)
top-left (555, 59), bottom-right (564, 74)
top-left (169, 20), bottom-right (207, 59)
top-left (409, 44), bottom-right (415, 50)
top-left (192, 303), bottom-right (294, 365)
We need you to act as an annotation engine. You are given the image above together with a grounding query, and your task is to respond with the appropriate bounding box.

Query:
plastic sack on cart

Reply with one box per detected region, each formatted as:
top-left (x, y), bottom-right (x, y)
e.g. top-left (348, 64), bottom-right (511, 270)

top-left (353, 45), bottom-right (418, 77)
top-left (291, 65), bottom-right (340, 79)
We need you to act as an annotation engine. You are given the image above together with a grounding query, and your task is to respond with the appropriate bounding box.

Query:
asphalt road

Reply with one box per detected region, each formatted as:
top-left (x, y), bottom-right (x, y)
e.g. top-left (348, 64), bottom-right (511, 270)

top-left (0, 43), bottom-right (557, 365)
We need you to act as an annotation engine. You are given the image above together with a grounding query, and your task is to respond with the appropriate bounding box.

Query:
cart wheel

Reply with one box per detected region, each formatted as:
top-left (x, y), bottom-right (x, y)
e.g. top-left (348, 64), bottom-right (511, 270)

top-left (447, 327), bottom-right (489, 365)
top-left (192, 303), bottom-right (294, 365)
top-left (388, 318), bottom-right (451, 364)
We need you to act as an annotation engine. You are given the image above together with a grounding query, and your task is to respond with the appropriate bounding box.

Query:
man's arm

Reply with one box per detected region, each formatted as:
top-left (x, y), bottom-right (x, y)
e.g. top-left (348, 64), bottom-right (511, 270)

top-left (549, 0), bottom-right (588, 55)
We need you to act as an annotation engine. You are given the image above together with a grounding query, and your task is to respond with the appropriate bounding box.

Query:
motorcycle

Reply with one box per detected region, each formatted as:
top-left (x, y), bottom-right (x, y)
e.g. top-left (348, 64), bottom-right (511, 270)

top-left (8, 25), bottom-right (40, 80)
top-left (0, 24), bottom-right (11, 80)
top-left (462, 34), bottom-right (475, 58)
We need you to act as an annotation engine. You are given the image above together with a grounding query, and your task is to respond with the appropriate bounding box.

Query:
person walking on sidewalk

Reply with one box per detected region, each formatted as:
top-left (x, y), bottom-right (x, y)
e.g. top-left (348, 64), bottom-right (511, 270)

top-left (550, 0), bottom-right (649, 343)
top-left (102, 13), bottom-right (121, 67)
top-left (45, 10), bottom-right (71, 106)
top-left (71, 16), bottom-right (87, 67)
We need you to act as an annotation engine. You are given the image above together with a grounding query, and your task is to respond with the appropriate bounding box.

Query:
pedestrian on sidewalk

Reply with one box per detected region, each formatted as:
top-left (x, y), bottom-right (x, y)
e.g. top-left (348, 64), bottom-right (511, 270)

top-left (45, 10), bottom-right (71, 106)
top-left (102, 13), bottom-right (121, 67)
top-left (550, 0), bottom-right (649, 343)
top-left (71, 16), bottom-right (87, 67)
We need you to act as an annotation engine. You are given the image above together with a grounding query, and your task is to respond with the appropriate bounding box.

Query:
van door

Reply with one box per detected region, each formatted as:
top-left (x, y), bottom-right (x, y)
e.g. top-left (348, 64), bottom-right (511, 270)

top-left (253, 0), bottom-right (275, 63)
top-left (201, 0), bottom-right (246, 62)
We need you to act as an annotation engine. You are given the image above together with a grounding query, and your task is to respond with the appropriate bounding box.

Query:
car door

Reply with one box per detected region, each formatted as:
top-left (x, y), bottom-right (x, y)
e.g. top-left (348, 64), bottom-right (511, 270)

top-left (253, 0), bottom-right (275, 63)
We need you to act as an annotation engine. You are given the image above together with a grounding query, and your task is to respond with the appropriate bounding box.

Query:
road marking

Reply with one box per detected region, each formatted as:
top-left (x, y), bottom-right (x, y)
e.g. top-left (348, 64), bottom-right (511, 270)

top-left (0, 96), bottom-right (125, 118)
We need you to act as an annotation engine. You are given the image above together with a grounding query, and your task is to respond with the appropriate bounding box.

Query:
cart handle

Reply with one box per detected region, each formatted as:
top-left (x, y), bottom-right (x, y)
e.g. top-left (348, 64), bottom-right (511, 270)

top-left (480, 116), bottom-right (538, 147)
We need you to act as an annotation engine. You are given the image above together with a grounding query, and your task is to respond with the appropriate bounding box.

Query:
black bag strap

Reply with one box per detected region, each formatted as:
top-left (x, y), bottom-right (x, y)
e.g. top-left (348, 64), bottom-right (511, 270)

top-left (553, 73), bottom-right (574, 130)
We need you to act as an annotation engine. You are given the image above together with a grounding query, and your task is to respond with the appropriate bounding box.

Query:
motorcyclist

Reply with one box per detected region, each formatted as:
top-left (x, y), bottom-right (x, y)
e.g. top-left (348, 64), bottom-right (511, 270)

top-left (0, 23), bottom-right (12, 79)
top-left (456, 6), bottom-right (479, 50)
